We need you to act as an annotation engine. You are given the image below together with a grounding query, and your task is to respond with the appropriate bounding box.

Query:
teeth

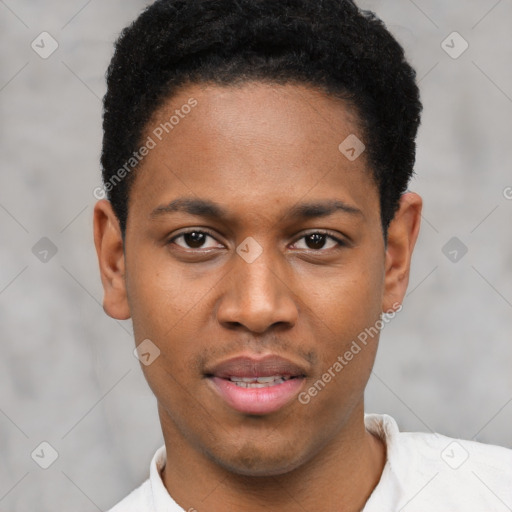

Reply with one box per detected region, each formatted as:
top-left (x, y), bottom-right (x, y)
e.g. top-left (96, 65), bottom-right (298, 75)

top-left (229, 375), bottom-right (292, 387)
top-left (256, 376), bottom-right (280, 383)
top-left (230, 377), bottom-right (258, 383)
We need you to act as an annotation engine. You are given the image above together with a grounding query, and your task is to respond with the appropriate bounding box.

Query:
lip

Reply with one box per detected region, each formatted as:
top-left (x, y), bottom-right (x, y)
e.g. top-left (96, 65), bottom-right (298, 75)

top-left (205, 355), bottom-right (307, 415)
top-left (205, 354), bottom-right (308, 379)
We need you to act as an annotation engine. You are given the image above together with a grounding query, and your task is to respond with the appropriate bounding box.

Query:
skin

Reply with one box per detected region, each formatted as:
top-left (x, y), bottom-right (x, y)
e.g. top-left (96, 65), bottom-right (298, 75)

top-left (94, 82), bottom-right (422, 512)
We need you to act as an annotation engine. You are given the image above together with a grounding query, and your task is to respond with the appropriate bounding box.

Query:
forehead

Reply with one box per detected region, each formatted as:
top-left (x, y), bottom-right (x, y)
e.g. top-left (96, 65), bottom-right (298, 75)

top-left (147, 81), bottom-right (364, 155)
top-left (129, 82), bottom-right (379, 226)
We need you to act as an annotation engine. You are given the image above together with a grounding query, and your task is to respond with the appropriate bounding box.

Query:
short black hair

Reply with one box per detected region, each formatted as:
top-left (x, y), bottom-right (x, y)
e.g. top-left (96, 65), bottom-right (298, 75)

top-left (101, 0), bottom-right (422, 239)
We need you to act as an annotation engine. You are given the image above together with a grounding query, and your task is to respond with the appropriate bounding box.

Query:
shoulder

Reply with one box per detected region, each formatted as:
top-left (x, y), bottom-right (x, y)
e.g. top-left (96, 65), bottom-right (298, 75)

top-left (393, 421), bottom-right (512, 480)
top-left (364, 413), bottom-right (512, 511)
top-left (106, 444), bottom-right (169, 512)
top-left (106, 478), bottom-right (152, 512)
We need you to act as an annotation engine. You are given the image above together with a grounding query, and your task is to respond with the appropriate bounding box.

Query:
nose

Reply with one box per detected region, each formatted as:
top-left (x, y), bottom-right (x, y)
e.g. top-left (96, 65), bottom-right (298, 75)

top-left (216, 246), bottom-right (298, 334)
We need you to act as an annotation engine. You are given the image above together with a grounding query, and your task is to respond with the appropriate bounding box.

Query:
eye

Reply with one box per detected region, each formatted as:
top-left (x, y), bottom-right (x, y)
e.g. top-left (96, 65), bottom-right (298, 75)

top-left (291, 231), bottom-right (346, 251)
top-left (167, 229), bottom-right (347, 252)
top-left (169, 229), bottom-right (222, 250)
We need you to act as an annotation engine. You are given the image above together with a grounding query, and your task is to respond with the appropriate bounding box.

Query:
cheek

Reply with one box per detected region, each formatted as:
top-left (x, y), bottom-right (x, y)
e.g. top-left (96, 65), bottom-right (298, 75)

top-left (301, 301), bottom-right (381, 424)
top-left (126, 251), bottom-right (208, 339)
top-left (302, 252), bottom-right (385, 391)
top-left (306, 255), bottom-right (385, 337)
top-left (125, 255), bottom-right (215, 395)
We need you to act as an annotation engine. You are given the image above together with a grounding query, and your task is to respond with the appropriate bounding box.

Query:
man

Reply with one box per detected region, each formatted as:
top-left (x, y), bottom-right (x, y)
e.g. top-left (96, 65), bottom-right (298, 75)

top-left (93, 0), bottom-right (512, 510)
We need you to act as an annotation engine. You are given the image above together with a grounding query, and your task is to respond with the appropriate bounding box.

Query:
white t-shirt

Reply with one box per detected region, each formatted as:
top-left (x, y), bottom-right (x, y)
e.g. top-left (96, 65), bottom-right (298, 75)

top-left (107, 413), bottom-right (512, 511)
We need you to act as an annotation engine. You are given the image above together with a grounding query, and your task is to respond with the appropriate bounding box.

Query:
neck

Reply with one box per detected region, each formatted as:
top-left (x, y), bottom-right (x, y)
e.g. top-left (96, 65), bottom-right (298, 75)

top-left (160, 403), bottom-right (386, 512)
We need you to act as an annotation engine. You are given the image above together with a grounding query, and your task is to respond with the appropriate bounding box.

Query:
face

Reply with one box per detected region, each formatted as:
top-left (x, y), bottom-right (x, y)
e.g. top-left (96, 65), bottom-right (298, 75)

top-left (94, 82), bottom-right (421, 477)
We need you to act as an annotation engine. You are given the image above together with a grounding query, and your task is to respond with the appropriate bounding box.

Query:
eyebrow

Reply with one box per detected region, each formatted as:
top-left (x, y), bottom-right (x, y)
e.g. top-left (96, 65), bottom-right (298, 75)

top-left (149, 197), bottom-right (364, 221)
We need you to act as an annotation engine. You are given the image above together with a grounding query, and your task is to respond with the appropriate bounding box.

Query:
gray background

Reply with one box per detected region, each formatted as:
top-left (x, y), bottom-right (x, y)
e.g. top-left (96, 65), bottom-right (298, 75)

top-left (1, 0), bottom-right (511, 510)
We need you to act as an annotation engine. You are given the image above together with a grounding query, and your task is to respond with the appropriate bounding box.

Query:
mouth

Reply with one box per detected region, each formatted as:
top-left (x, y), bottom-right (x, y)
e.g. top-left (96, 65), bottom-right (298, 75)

top-left (227, 375), bottom-right (300, 388)
top-left (204, 355), bottom-right (307, 415)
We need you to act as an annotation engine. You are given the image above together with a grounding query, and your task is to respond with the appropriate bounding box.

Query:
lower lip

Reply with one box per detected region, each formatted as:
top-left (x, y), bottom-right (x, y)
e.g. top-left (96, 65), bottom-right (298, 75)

top-left (208, 377), bottom-right (305, 415)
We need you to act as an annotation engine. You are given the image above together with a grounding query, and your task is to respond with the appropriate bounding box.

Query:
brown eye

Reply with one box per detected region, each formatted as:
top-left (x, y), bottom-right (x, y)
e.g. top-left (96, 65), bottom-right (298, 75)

top-left (305, 233), bottom-right (328, 250)
top-left (182, 232), bottom-right (207, 248)
top-left (169, 230), bottom-right (221, 250)
top-left (292, 232), bottom-right (345, 251)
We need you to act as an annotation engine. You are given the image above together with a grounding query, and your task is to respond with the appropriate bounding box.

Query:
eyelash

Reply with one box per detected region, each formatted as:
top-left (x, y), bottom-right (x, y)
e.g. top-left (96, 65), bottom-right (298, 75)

top-left (167, 229), bottom-right (347, 252)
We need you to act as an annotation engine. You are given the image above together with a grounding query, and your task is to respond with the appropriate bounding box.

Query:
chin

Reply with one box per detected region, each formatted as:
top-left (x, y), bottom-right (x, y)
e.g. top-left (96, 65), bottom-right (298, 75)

top-left (209, 443), bottom-right (308, 477)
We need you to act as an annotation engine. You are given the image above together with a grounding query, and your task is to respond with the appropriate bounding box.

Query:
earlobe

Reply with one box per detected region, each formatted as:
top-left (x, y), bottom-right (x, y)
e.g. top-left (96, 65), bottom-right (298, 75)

top-left (93, 199), bottom-right (131, 320)
top-left (382, 192), bottom-right (422, 313)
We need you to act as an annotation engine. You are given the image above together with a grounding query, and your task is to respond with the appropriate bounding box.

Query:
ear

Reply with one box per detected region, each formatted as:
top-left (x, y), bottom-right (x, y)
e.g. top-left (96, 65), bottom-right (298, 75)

top-left (93, 199), bottom-right (131, 320)
top-left (382, 192), bottom-right (422, 313)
